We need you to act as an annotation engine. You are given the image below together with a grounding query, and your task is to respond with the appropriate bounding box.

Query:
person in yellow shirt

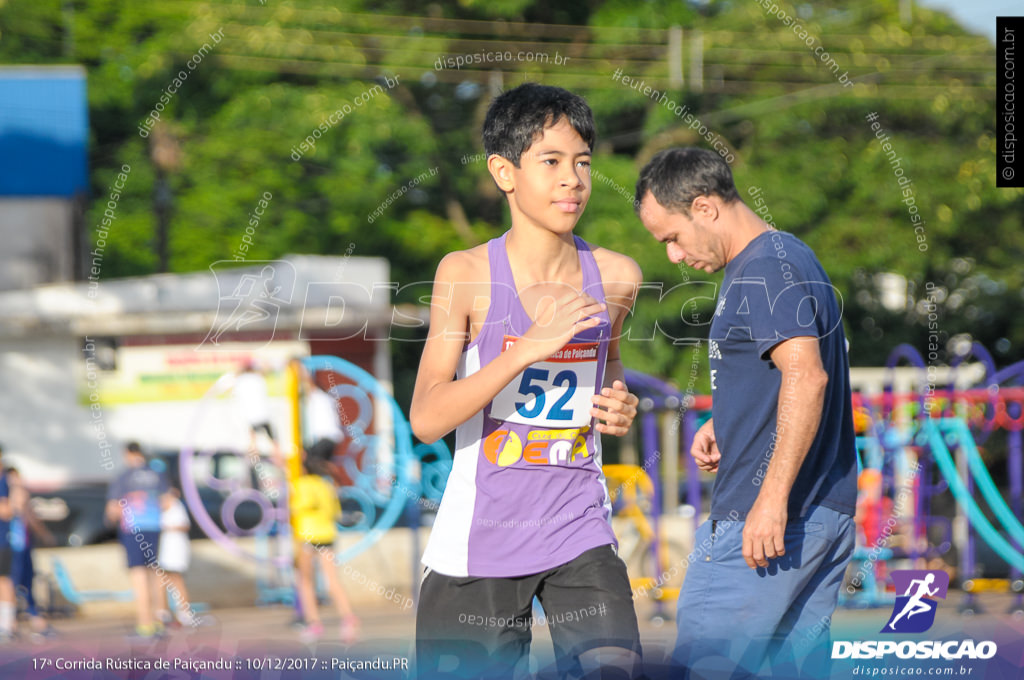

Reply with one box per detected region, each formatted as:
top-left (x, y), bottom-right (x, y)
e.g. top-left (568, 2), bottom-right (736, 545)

top-left (289, 456), bottom-right (359, 643)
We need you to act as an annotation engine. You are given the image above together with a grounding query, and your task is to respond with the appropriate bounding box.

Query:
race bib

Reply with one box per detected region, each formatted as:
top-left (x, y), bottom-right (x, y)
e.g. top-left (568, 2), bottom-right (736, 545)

top-left (490, 336), bottom-right (599, 428)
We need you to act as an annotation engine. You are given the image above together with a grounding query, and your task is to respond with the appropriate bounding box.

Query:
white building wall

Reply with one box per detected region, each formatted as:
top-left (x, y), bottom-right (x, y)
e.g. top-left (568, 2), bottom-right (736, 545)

top-left (0, 334), bottom-right (102, 485)
top-left (0, 199), bottom-right (76, 291)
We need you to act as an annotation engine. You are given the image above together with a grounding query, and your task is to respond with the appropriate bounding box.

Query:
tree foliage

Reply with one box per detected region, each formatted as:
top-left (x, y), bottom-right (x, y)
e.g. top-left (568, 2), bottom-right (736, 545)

top-left (1, 0), bottom-right (1020, 402)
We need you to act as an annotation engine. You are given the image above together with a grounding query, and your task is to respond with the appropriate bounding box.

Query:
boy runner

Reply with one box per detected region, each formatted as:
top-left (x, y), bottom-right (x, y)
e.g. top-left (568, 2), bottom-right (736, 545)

top-left (411, 83), bottom-right (643, 679)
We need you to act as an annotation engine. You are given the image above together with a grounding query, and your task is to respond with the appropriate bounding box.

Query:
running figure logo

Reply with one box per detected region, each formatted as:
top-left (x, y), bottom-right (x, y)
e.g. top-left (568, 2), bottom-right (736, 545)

top-left (882, 570), bottom-right (949, 633)
top-left (201, 261), bottom-right (297, 349)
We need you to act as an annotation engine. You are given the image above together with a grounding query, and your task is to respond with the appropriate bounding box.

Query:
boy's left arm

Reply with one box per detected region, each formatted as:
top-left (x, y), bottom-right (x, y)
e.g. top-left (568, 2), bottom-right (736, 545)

top-left (590, 253), bottom-right (642, 436)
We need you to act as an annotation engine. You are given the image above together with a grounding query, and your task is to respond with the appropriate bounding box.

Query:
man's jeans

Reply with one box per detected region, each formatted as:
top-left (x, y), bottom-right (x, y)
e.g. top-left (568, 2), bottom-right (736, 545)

top-left (674, 504), bottom-right (855, 679)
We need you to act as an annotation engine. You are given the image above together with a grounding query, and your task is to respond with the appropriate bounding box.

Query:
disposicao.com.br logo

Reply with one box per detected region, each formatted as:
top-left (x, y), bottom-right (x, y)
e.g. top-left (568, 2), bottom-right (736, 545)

top-left (832, 569), bottom-right (997, 661)
top-left (883, 569), bottom-right (949, 633)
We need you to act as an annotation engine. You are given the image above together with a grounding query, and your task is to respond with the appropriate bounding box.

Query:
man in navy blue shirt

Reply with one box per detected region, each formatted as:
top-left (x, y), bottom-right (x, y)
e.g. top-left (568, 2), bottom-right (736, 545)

top-left (634, 149), bottom-right (857, 679)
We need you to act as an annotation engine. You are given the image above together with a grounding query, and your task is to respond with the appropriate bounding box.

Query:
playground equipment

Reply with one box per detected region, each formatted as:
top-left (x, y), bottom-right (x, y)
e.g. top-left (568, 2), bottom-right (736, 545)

top-left (180, 355), bottom-right (451, 608)
top-left (50, 557), bottom-right (133, 606)
top-left (174, 340), bottom-right (1024, 620)
top-left (618, 340), bottom-right (1024, 616)
top-left (615, 370), bottom-right (713, 621)
top-left (923, 418), bottom-right (1024, 613)
top-left (603, 464), bottom-right (688, 622)
top-left (843, 343), bottom-right (1024, 615)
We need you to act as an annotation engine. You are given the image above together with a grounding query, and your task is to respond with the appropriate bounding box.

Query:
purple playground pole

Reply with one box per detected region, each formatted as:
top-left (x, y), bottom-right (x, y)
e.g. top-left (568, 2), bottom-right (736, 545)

top-left (1010, 426), bottom-right (1023, 611)
top-left (643, 409), bottom-right (661, 530)
top-left (951, 345), bottom-right (997, 613)
top-left (986, 360), bottom-right (1024, 610)
top-left (965, 465), bottom-right (977, 580)
top-left (884, 345), bottom-right (927, 568)
top-left (914, 452), bottom-right (927, 566)
top-left (884, 344), bottom-right (927, 422)
top-left (641, 409), bottom-right (662, 618)
top-left (1009, 425), bottom-right (1023, 553)
top-left (917, 442), bottom-right (949, 567)
top-left (642, 410), bottom-right (660, 514)
top-left (684, 409), bottom-right (702, 536)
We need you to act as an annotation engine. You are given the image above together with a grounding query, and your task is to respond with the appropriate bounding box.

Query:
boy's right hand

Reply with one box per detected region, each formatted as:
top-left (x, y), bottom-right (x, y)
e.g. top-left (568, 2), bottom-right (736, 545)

top-left (516, 292), bottom-right (605, 364)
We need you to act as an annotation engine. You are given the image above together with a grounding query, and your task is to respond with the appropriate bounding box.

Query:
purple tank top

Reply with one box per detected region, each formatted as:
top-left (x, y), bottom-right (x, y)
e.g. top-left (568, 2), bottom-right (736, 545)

top-left (422, 232), bottom-right (617, 578)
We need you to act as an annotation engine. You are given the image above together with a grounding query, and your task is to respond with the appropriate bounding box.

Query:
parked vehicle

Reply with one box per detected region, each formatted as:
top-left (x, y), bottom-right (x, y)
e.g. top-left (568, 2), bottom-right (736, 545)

top-left (30, 450), bottom-right (268, 546)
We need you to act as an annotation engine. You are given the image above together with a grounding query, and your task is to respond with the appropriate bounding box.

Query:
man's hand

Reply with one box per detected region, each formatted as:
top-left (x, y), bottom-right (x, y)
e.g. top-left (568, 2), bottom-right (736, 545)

top-left (591, 380), bottom-right (638, 436)
top-left (742, 494), bottom-right (788, 569)
top-left (517, 292), bottom-right (605, 364)
top-left (690, 418), bottom-right (721, 472)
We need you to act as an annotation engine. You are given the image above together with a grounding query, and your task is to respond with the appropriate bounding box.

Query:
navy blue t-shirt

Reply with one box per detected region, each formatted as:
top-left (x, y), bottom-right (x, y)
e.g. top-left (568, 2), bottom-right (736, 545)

top-left (707, 230), bottom-right (857, 520)
top-left (107, 463), bottom-right (169, 533)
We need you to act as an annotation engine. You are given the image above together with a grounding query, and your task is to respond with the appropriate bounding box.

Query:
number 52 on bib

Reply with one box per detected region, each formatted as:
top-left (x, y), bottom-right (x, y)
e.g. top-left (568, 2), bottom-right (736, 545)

top-left (490, 337), bottom-right (600, 428)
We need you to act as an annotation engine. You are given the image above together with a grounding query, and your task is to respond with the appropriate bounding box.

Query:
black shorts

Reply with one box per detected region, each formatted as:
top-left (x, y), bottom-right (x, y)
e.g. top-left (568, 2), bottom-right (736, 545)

top-left (251, 422), bottom-right (275, 440)
top-left (308, 437), bottom-right (337, 463)
top-left (308, 541), bottom-right (335, 550)
top-left (415, 544), bottom-right (641, 679)
top-left (0, 546), bottom-right (11, 577)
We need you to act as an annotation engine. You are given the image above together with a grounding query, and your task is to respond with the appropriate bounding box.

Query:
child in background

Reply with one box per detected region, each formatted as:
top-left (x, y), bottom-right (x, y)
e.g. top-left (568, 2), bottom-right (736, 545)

top-left (855, 468), bottom-right (892, 584)
top-left (6, 467), bottom-right (56, 641)
top-left (855, 469), bottom-right (889, 547)
top-left (157, 487), bottom-right (194, 627)
top-left (299, 368), bottom-right (346, 486)
top-left (303, 375), bottom-right (345, 476)
top-left (289, 456), bottom-right (359, 644)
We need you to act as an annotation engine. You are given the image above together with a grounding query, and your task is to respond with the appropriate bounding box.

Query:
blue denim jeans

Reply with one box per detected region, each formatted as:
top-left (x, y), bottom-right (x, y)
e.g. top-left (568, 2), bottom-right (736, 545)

top-left (674, 504), bottom-right (855, 680)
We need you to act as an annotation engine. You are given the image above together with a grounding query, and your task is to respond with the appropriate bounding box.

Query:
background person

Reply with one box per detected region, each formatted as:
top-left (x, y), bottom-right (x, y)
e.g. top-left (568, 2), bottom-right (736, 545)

top-left (289, 454), bottom-right (359, 643)
top-left (234, 360), bottom-right (279, 454)
top-left (0, 446), bottom-right (14, 642)
top-left (214, 359), bottom-right (283, 463)
top-left (302, 370), bottom-right (345, 480)
top-left (105, 441), bottom-right (172, 639)
top-left (157, 486), bottom-right (194, 627)
top-left (6, 466), bottom-right (57, 641)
